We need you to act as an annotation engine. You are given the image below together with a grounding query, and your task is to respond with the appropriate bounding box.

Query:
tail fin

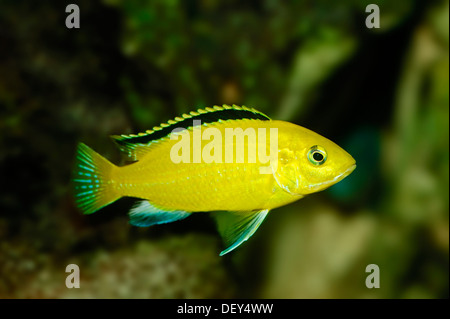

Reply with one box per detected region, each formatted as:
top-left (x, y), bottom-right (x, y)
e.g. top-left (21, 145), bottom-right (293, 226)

top-left (73, 143), bottom-right (120, 214)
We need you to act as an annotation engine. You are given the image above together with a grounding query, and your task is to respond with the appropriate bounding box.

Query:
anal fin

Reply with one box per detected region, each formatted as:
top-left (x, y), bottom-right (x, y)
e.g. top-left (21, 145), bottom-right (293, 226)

top-left (129, 200), bottom-right (191, 227)
top-left (211, 209), bottom-right (270, 256)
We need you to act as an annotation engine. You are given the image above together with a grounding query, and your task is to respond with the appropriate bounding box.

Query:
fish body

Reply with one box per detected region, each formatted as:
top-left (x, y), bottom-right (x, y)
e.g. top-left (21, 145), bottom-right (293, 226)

top-left (73, 105), bottom-right (356, 255)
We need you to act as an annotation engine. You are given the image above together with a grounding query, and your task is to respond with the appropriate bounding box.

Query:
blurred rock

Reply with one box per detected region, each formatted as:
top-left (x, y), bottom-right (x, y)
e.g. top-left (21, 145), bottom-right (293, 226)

top-left (7, 234), bottom-right (236, 299)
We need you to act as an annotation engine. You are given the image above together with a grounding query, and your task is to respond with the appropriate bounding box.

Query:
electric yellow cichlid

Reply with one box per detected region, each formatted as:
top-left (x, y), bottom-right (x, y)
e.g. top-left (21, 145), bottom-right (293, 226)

top-left (73, 105), bottom-right (356, 255)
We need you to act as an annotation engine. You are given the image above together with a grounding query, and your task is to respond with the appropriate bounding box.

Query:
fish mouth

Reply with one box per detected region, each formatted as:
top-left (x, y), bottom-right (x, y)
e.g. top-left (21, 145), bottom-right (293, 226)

top-left (336, 164), bottom-right (356, 182)
top-left (309, 163), bottom-right (356, 191)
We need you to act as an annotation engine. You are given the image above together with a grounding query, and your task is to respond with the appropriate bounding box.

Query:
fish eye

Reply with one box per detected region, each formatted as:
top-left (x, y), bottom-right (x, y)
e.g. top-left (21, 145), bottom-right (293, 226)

top-left (307, 145), bottom-right (327, 166)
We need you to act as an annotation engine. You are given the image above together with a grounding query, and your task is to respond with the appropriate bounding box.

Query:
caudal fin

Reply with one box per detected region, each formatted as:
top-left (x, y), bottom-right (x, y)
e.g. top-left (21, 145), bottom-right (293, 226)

top-left (73, 143), bottom-right (120, 214)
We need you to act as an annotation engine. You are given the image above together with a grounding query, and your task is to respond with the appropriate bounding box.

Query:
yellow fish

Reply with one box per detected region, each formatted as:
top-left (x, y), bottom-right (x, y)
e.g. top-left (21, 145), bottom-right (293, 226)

top-left (73, 105), bottom-right (356, 255)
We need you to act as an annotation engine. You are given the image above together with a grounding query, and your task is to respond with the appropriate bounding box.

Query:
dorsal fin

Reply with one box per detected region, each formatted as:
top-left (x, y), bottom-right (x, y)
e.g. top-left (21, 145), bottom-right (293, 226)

top-left (111, 104), bottom-right (270, 160)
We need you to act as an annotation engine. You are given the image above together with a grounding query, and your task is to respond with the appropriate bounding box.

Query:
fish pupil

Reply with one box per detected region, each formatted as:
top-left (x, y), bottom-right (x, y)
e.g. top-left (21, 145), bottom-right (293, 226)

top-left (313, 152), bottom-right (324, 162)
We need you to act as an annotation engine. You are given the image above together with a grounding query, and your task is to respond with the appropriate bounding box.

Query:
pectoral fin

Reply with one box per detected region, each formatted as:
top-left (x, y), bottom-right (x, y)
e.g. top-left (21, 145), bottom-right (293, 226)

top-left (211, 209), bottom-right (270, 256)
top-left (129, 200), bottom-right (191, 227)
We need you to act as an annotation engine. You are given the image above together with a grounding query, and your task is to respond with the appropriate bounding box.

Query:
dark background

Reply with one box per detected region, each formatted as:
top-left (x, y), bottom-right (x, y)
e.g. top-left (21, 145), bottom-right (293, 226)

top-left (0, 0), bottom-right (448, 298)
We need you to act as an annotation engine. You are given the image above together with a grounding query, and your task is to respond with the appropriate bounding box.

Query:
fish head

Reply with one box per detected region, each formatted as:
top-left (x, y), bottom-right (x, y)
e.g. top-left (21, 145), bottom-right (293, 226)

top-left (273, 122), bottom-right (356, 196)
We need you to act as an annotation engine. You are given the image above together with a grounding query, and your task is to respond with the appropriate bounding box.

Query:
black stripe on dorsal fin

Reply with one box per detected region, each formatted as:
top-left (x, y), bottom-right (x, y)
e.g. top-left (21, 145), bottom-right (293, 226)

top-left (111, 104), bottom-right (270, 160)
